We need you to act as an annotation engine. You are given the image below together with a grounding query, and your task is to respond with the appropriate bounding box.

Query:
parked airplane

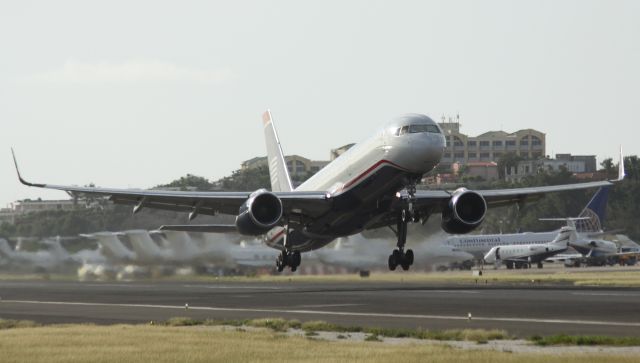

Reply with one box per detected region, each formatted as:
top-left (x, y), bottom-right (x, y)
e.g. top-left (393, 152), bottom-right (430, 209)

top-left (484, 226), bottom-right (575, 269)
top-left (81, 232), bottom-right (137, 263)
top-left (12, 111), bottom-right (614, 272)
top-left (0, 236), bottom-right (102, 271)
top-left (442, 181), bottom-right (622, 261)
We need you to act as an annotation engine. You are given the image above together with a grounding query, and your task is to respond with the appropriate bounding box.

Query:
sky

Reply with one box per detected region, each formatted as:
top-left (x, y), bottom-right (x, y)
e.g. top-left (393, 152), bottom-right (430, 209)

top-left (0, 0), bottom-right (638, 207)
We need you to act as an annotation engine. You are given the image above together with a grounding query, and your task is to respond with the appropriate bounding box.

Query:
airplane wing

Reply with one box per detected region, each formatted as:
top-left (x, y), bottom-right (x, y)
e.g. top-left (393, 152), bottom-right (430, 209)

top-left (414, 181), bottom-right (612, 209)
top-left (12, 149), bottom-right (612, 232)
top-left (364, 180), bottom-right (613, 231)
top-left (12, 150), bottom-right (330, 219)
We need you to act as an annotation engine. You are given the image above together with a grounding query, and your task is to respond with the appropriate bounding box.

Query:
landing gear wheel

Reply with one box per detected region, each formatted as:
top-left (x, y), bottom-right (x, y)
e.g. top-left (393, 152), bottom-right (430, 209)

top-left (292, 251), bottom-right (301, 268)
top-left (276, 255), bottom-right (285, 272)
top-left (276, 250), bottom-right (302, 273)
top-left (405, 249), bottom-right (414, 266)
top-left (537, 262), bottom-right (543, 269)
top-left (388, 254), bottom-right (398, 271)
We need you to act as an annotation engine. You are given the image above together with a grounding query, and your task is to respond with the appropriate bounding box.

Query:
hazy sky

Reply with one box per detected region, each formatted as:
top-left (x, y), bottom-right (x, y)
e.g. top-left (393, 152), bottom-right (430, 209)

top-left (1, 0), bottom-right (638, 207)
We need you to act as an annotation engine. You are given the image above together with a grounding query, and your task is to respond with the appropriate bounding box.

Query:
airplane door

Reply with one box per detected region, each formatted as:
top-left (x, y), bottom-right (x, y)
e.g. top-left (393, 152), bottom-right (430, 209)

top-left (496, 247), bottom-right (501, 260)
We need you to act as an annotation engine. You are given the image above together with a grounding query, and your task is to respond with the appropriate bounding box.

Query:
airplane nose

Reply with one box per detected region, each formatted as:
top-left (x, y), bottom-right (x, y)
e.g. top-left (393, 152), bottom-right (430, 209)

top-left (413, 133), bottom-right (445, 166)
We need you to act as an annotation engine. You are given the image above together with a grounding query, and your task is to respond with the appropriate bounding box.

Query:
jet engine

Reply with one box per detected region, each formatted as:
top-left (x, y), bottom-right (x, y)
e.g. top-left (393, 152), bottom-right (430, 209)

top-left (441, 188), bottom-right (487, 234)
top-left (235, 189), bottom-right (283, 235)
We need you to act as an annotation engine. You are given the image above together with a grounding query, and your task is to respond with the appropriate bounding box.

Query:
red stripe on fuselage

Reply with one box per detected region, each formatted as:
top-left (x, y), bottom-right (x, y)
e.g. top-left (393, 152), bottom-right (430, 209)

top-left (268, 229), bottom-right (285, 243)
top-left (342, 159), bottom-right (409, 190)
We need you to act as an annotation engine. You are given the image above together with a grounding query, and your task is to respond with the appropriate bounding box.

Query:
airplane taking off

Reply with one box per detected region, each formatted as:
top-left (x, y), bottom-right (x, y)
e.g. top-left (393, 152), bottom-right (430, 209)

top-left (12, 111), bottom-right (614, 272)
top-left (484, 226), bottom-right (575, 269)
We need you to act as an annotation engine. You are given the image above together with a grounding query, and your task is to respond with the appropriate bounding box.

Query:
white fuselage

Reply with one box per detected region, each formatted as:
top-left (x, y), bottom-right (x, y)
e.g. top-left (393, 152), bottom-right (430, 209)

top-left (266, 114), bottom-right (446, 251)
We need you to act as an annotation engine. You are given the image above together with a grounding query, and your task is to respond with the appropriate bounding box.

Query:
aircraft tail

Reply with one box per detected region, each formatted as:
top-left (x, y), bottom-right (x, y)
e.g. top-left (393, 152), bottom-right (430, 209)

top-left (551, 226), bottom-right (577, 247)
top-left (262, 110), bottom-right (293, 192)
top-left (575, 186), bottom-right (611, 233)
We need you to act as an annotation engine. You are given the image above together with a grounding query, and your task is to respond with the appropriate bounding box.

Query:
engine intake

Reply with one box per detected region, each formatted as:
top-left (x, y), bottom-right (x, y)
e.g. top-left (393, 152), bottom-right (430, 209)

top-left (441, 188), bottom-right (487, 234)
top-left (235, 189), bottom-right (283, 235)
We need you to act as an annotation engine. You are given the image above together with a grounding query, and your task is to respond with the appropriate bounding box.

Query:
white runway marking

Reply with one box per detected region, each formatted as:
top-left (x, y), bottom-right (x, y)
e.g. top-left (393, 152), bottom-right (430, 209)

top-left (4, 299), bottom-right (640, 328)
top-left (181, 284), bottom-right (287, 290)
top-left (572, 292), bottom-right (640, 297)
top-left (426, 290), bottom-right (481, 294)
top-left (295, 304), bottom-right (364, 308)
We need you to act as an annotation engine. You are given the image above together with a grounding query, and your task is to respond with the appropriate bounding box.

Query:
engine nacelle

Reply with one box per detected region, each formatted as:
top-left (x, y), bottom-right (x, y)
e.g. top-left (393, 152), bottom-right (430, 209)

top-left (441, 188), bottom-right (487, 234)
top-left (235, 189), bottom-right (283, 236)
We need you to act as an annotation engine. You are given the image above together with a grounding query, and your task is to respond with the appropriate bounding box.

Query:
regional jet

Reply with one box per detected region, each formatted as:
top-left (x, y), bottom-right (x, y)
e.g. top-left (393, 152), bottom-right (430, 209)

top-left (12, 111), bottom-right (614, 272)
top-left (483, 226), bottom-right (575, 269)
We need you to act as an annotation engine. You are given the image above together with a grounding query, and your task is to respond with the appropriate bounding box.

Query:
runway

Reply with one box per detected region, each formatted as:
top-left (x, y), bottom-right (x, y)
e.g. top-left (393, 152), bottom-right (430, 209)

top-left (1, 280), bottom-right (639, 337)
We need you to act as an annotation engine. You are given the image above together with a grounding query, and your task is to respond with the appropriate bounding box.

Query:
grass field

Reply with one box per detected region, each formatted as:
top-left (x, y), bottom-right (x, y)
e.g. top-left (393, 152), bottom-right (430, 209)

top-left (0, 323), bottom-right (637, 363)
top-left (2, 266), bottom-right (640, 286)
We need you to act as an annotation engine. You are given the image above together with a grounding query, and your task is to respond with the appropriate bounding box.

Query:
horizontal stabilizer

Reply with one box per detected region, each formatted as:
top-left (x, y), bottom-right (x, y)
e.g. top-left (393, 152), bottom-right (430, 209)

top-left (159, 224), bottom-right (238, 233)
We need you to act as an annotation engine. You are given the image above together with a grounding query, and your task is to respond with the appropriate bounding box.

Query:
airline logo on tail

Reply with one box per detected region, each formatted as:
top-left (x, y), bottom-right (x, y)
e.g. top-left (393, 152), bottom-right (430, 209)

top-left (575, 186), bottom-right (610, 233)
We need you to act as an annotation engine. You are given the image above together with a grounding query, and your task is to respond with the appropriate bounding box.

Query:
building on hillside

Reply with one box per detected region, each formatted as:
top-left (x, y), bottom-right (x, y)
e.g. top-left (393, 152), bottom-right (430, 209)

top-left (0, 207), bottom-right (15, 224)
top-left (463, 161), bottom-right (499, 181)
top-left (0, 198), bottom-right (102, 225)
top-left (505, 154), bottom-right (597, 182)
top-left (438, 117), bottom-right (545, 167)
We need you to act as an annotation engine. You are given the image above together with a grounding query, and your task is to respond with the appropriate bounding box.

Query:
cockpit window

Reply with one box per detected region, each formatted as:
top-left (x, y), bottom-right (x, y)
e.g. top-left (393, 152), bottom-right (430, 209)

top-left (395, 124), bottom-right (440, 136)
top-left (410, 124), bottom-right (440, 133)
top-left (395, 126), bottom-right (410, 136)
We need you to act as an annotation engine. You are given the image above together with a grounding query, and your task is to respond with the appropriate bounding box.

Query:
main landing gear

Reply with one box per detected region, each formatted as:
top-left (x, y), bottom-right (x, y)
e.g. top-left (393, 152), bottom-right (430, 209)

top-left (275, 224), bottom-right (301, 272)
top-left (388, 182), bottom-right (419, 271)
top-left (276, 250), bottom-right (301, 272)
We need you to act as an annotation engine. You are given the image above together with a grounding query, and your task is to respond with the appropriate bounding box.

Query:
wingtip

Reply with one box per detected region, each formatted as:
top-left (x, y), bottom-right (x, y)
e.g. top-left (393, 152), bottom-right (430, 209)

top-left (11, 148), bottom-right (45, 188)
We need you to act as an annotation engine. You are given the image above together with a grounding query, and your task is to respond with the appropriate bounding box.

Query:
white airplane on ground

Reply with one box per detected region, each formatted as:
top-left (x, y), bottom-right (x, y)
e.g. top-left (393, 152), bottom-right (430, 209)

top-left (153, 230), bottom-right (236, 268)
top-left (81, 232), bottom-right (137, 263)
top-left (314, 235), bottom-right (392, 271)
top-left (0, 236), bottom-right (102, 271)
top-left (123, 230), bottom-right (174, 264)
top-left (484, 226), bottom-right (575, 269)
top-left (13, 111), bottom-right (614, 272)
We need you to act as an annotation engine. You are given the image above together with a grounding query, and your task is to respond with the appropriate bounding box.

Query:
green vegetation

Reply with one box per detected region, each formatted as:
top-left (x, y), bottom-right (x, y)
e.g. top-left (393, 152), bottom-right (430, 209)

top-left (531, 334), bottom-right (640, 347)
top-left (0, 323), bottom-right (637, 363)
top-left (161, 317), bottom-right (509, 343)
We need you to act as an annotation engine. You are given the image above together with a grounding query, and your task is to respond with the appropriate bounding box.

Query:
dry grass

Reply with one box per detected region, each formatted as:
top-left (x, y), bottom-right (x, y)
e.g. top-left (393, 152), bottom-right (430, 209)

top-left (0, 324), bottom-right (636, 363)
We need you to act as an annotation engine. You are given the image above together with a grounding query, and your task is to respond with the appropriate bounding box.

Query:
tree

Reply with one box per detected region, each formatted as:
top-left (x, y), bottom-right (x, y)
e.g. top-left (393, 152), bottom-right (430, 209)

top-left (601, 158), bottom-right (615, 180)
top-left (156, 174), bottom-right (215, 191)
top-left (497, 153), bottom-right (524, 180)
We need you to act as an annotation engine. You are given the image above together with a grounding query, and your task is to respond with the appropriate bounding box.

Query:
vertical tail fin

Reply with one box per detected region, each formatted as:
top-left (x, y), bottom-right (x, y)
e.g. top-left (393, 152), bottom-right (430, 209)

top-left (262, 110), bottom-right (293, 192)
top-left (551, 226), bottom-right (576, 246)
top-left (617, 146), bottom-right (626, 182)
top-left (575, 186), bottom-right (610, 233)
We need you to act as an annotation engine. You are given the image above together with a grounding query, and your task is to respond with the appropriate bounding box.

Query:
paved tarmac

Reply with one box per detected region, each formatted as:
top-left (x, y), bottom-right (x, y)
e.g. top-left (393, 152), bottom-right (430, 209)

top-left (1, 280), bottom-right (640, 337)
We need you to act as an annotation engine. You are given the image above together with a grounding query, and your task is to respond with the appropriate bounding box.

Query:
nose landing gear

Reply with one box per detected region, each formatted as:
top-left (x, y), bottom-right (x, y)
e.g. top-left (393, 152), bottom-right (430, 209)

top-left (275, 225), bottom-right (301, 272)
top-left (388, 208), bottom-right (415, 271)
